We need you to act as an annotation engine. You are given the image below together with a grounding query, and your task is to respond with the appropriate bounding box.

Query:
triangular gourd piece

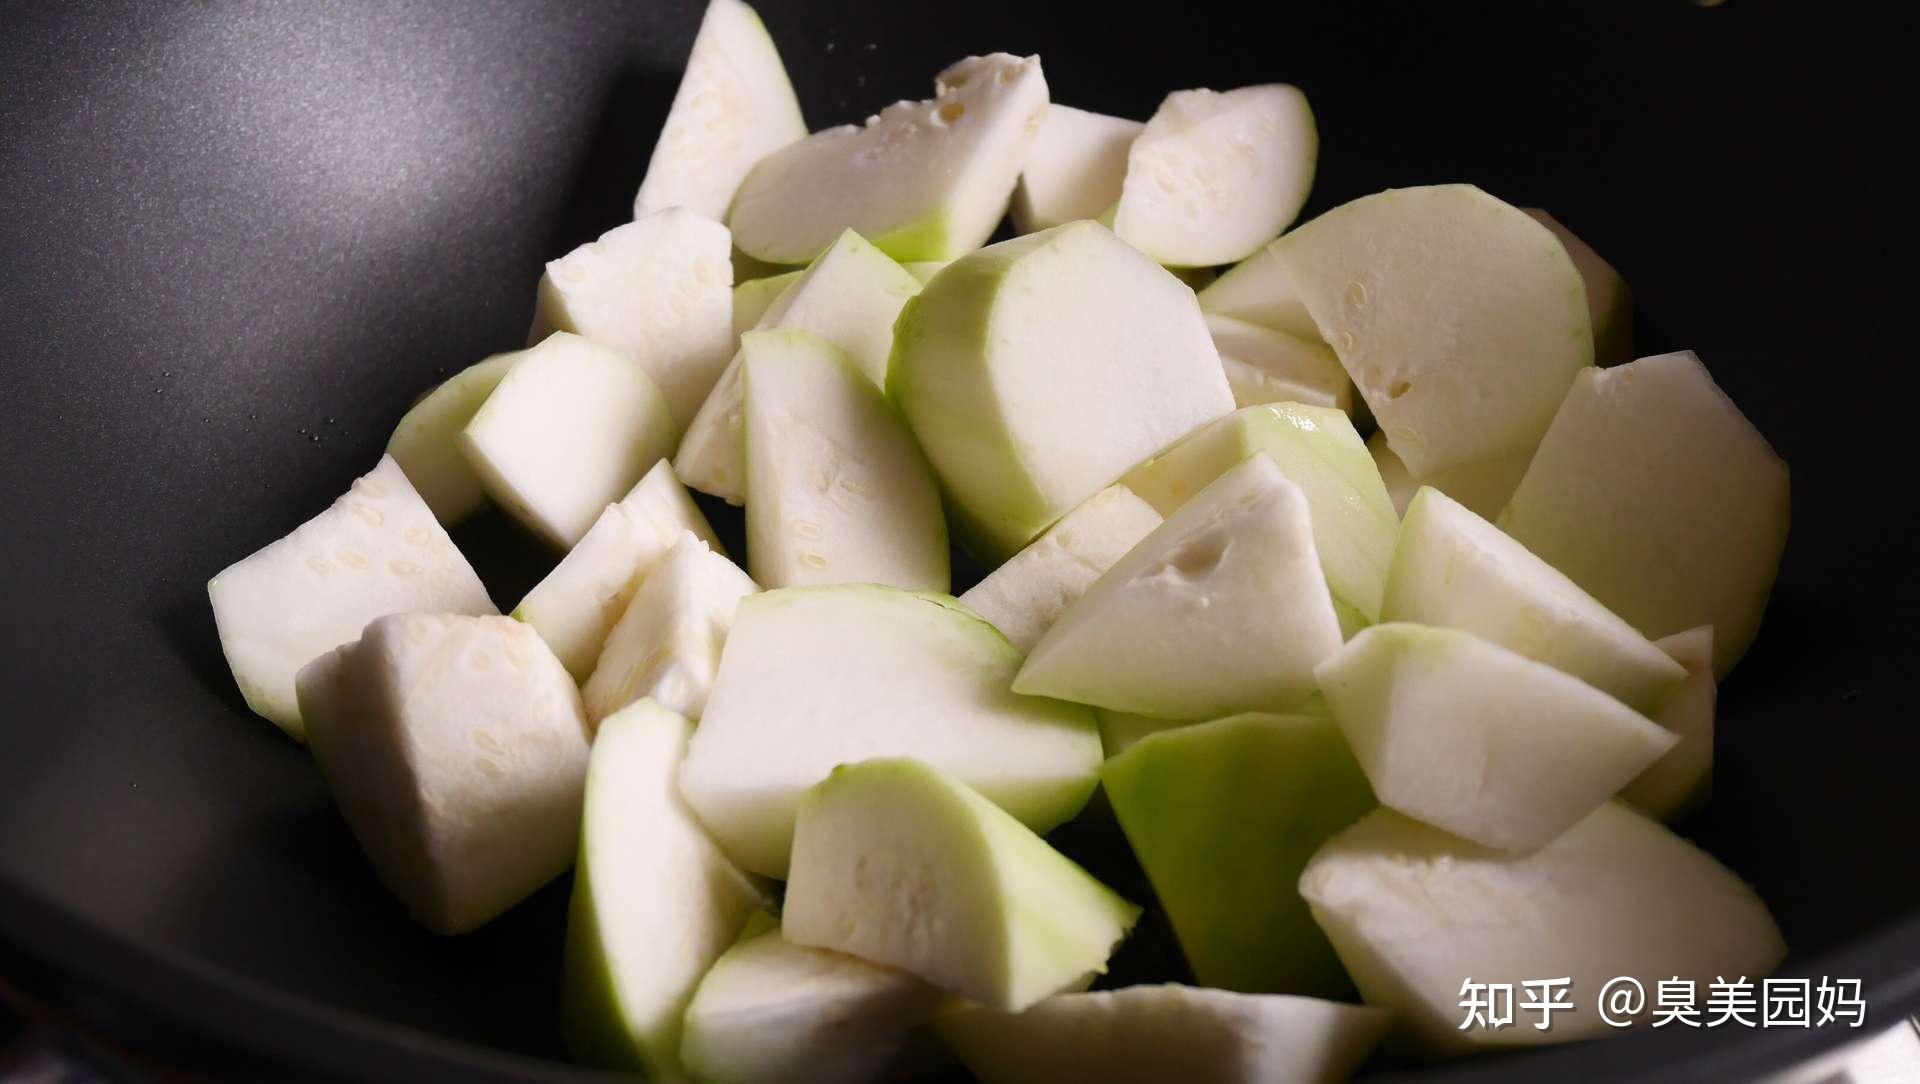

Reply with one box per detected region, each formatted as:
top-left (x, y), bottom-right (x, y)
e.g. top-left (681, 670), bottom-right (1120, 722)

top-left (783, 758), bottom-right (1140, 1012)
top-left (1016, 453), bottom-right (1343, 718)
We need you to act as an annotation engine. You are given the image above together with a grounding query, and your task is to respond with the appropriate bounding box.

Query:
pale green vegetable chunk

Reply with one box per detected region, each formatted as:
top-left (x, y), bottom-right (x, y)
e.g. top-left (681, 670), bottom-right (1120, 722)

top-left (632, 0), bottom-right (806, 221)
top-left (460, 332), bottom-right (677, 550)
top-left (678, 229), bottom-right (921, 504)
top-left (1123, 402), bottom-right (1397, 630)
top-left (1271, 184), bottom-right (1592, 478)
top-left (1369, 432), bottom-right (1416, 518)
top-left (1012, 104), bottom-right (1142, 233)
top-left (1300, 802), bottom-right (1786, 1054)
top-left (742, 329), bottom-right (948, 592)
top-left (679, 911), bottom-right (942, 1084)
top-left (730, 54), bottom-right (1049, 264)
top-left (1526, 208), bottom-right (1634, 367)
top-left (1197, 239), bottom-right (1322, 341)
top-left (1620, 625), bottom-right (1716, 821)
top-left (1499, 351), bottom-right (1789, 677)
top-left (958, 484), bottom-right (1162, 653)
top-left (1315, 623), bottom-right (1676, 852)
top-left (1016, 454), bottom-right (1343, 718)
top-left (899, 260), bottom-right (951, 284)
top-left (1094, 708), bottom-right (1200, 758)
top-left (296, 614), bottom-right (587, 934)
top-left (1366, 430), bottom-right (1532, 521)
top-left (512, 459), bottom-right (722, 682)
top-left (731, 269), bottom-right (802, 337)
top-left (385, 353), bottom-right (517, 525)
top-left (784, 758), bottom-right (1140, 1012)
top-left (1383, 486), bottom-right (1685, 714)
top-left (939, 984), bottom-right (1387, 1084)
top-left (678, 585), bottom-right (1102, 877)
top-left (528, 209), bottom-right (734, 428)
top-left (1206, 312), bottom-right (1351, 413)
top-left (582, 531), bottom-right (756, 727)
top-left (891, 220), bottom-right (1234, 561)
top-left (732, 249), bottom-right (800, 284)
top-left (209, 455), bottom-right (496, 738)
top-left (1113, 84), bottom-right (1317, 267)
top-left (1103, 713), bottom-right (1374, 998)
top-left (563, 700), bottom-right (767, 1075)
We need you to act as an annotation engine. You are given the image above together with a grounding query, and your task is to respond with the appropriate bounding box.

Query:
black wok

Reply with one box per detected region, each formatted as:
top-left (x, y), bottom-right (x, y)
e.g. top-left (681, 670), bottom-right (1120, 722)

top-left (3, 1), bottom-right (1917, 1080)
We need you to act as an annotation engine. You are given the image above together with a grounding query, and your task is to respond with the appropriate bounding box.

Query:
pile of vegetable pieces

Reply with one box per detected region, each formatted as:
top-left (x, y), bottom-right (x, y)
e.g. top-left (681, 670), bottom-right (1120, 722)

top-left (208, 2), bottom-right (1791, 1080)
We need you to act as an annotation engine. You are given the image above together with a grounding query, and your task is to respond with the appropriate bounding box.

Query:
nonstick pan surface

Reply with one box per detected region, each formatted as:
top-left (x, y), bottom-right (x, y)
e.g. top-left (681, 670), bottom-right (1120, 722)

top-left (3, 2), bottom-right (1917, 1080)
